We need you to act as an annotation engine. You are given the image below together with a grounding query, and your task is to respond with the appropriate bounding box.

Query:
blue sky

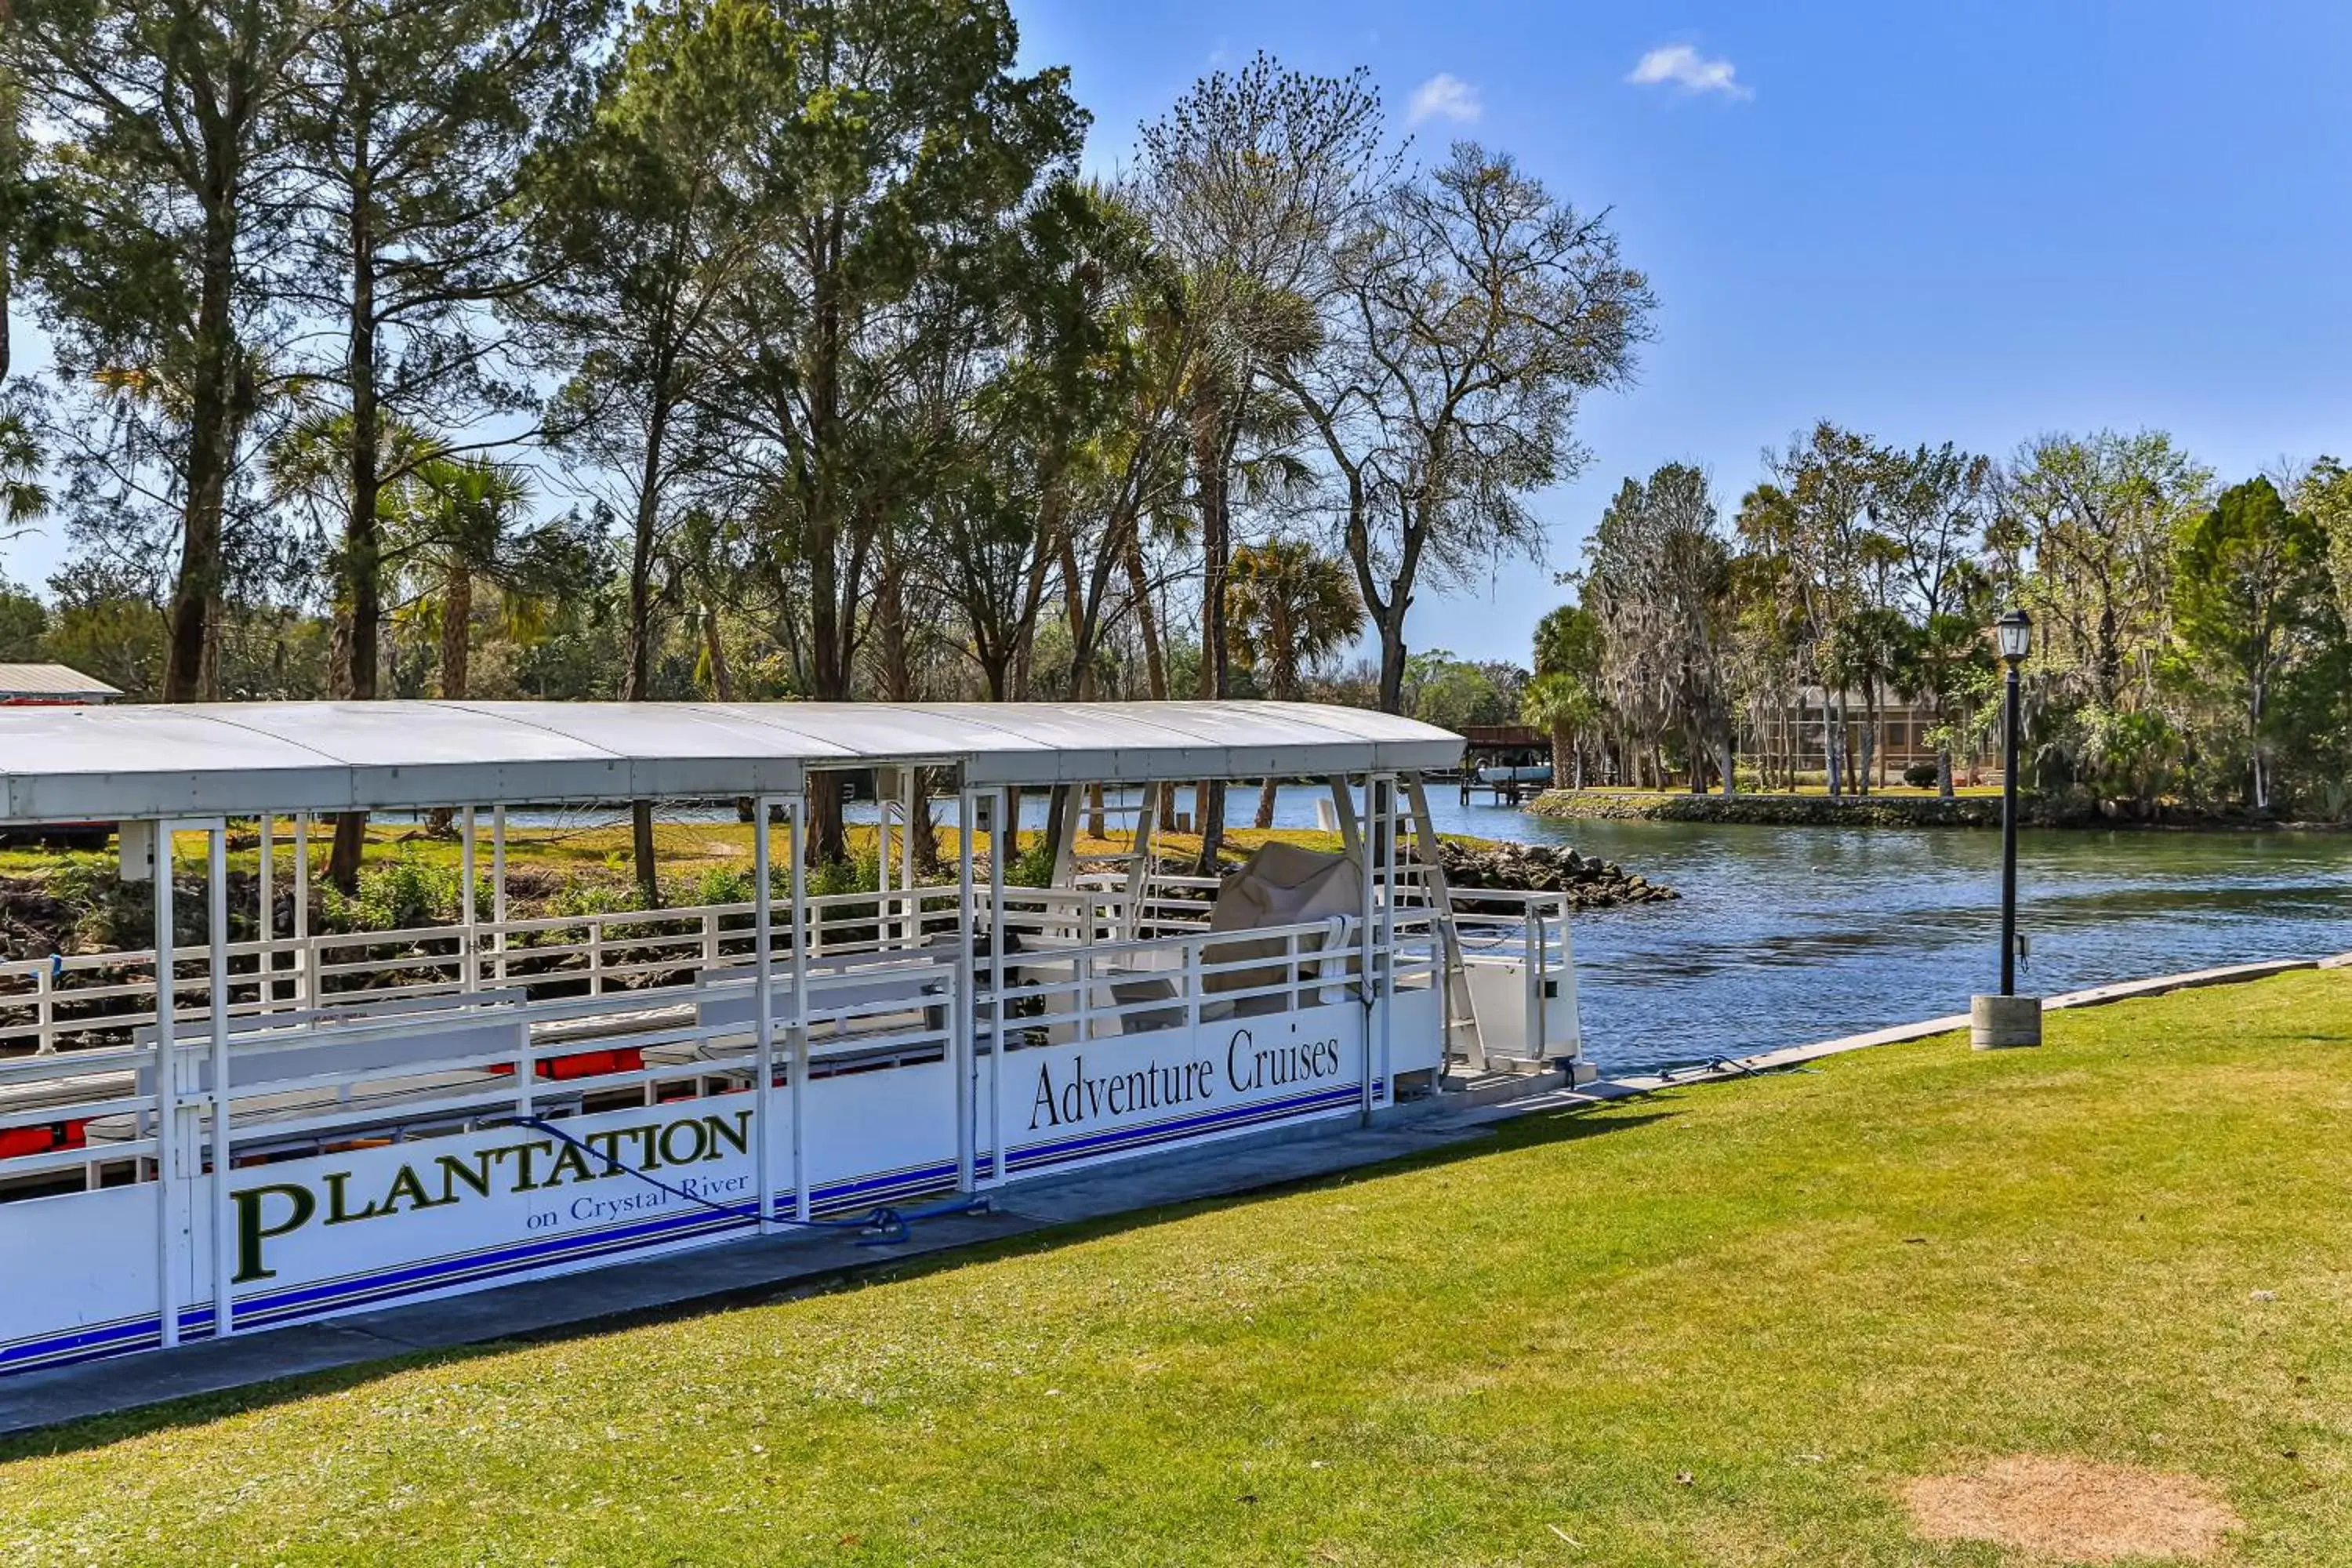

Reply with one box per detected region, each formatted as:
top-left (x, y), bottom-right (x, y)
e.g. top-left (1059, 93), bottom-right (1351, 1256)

top-left (1023, 0), bottom-right (2352, 663)
top-left (5, 3), bottom-right (2349, 670)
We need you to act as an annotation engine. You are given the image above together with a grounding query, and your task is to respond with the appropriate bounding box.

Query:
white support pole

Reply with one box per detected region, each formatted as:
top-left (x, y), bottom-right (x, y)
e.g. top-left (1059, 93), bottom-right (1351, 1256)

top-left (875, 768), bottom-right (894, 897)
top-left (1122, 782), bottom-right (1160, 941)
top-left (753, 800), bottom-right (776, 1235)
top-left (1327, 777), bottom-right (1363, 861)
top-left (898, 765), bottom-right (917, 947)
top-left (1532, 895), bottom-right (1551, 1062)
top-left (491, 805), bottom-right (508, 984)
top-left (988, 786), bottom-right (1007, 1182)
top-left (460, 807), bottom-right (479, 993)
top-left (153, 822), bottom-right (180, 1349)
top-left (1375, 774), bottom-right (1396, 1110)
top-left (1356, 776), bottom-right (1377, 1128)
top-left (788, 793), bottom-right (810, 1222)
top-left (954, 786), bottom-right (977, 1191)
top-left (256, 815), bottom-right (274, 1006)
top-left (208, 826), bottom-right (233, 1338)
top-left (1048, 782), bottom-right (1080, 894)
top-left (292, 813), bottom-right (310, 1008)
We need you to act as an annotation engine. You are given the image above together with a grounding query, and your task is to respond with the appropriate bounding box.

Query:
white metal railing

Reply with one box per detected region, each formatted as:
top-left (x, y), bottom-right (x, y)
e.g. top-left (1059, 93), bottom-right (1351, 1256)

top-left (1, 871), bottom-right (1537, 1192)
top-left (975, 913), bottom-right (1436, 1047)
top-left (0, 951), bottom-right (962, 1192)
top-left (1436, 887), bottom-right (1574, 1069)
top-left (0, 884), bottom-right (967, 1058)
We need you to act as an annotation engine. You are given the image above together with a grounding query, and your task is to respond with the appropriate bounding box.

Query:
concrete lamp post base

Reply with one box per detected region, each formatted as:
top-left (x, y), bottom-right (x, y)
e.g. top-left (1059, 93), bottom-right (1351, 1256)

top-left (1971, 993), bottom-right (2043, 1050)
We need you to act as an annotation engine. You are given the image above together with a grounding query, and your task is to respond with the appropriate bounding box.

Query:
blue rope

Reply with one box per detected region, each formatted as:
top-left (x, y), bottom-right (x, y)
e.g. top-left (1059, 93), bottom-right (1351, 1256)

top-left (516, 1115), bottom-right (989, 1246)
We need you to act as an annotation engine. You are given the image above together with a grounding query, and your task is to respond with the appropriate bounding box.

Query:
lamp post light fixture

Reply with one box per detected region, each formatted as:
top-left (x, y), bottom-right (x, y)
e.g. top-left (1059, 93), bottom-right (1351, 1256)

top-left (1995, 608), bottom-right (2031, 995)
top-left (1973, 608), bottom-right (2041, 1048)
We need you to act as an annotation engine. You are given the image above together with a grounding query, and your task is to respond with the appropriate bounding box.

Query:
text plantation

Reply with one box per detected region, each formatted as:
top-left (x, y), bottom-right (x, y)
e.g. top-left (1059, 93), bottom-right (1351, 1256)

top-left (230, 1110), bottom-right (755, 1282)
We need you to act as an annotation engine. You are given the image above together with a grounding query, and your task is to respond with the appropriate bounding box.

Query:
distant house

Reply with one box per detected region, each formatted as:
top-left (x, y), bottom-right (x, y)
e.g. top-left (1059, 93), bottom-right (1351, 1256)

top-left (0, 663), bottom-right (122, 706)
top-left (1740, 688), bottom-right (1968, 786)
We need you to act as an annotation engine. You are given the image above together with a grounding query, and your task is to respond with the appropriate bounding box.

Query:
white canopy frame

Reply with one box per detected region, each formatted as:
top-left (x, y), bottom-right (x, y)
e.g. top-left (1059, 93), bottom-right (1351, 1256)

top-left (0, 702), bottom-right (1544, 1377)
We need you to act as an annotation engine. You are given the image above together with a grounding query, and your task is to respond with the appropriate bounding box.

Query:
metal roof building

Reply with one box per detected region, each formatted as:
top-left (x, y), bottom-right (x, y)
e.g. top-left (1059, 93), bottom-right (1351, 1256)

top-left (0, 663), bottom-right (122, 705)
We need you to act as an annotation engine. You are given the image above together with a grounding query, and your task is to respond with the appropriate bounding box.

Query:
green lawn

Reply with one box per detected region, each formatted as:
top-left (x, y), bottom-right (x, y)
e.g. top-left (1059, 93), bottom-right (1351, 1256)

top-left (4, 973), bottom-right (2350, 1565)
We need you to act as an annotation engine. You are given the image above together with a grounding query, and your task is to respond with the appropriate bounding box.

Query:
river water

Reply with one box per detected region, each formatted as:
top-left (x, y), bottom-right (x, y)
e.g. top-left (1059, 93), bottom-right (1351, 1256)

top-left (1440, 799), bottom-right (2352, 1073)
top-left (449, 786), bottom-right (2352, 1074)
top-left (982, 785), bottom-right (2352, 1071)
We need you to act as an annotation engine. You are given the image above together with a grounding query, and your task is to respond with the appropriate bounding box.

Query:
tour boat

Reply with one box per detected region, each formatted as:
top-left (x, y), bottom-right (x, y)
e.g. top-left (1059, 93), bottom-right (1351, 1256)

top-left (0, 701), bottom-right (1581, 1374)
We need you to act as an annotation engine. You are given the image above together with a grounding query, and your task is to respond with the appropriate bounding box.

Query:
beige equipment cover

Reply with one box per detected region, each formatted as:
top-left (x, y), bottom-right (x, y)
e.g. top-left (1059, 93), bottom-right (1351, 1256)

top-left (1201, 840), bottom-right (1365, 1015)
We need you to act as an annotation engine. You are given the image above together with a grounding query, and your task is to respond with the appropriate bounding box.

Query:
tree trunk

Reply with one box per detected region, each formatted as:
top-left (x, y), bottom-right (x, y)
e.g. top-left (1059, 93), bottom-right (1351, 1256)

top-left (1191, 385), bottom-right (1232, 876)
top-left (1120, 528), bottom-right (1178, 833)
top-left (623, 395), bottom-right (667, 898)
top-left (804, 215), bottom-right (855, 872)
top-left (1123, 525), bottom-right (1168, 702)
top-left (702, 602), bottom-right (735, 701)
top-left (978, 651), bottom-right (1011, 703)
top-left (440, 565), bottom-right (472, 700)
top-left (327, 133), bottom-right (381, 892)
top-left (872, 557), bottom-right (913, 704)
top-left (0, 58), bottom-right (12, 394)
top-left (1051, 532), bottom-right (1108, 840)
top-left (805, 537), bottom-right (848, 868)
top-left (911, 771), bottom-right (943, 881)
top-left (0, 49), bottom-right (14, 394)
top-left (423, 564), bottom-right (475, 835)
top-left (1010, 536), bottom-right (1054, 701)
top-left (165, 187), bottom-right (236, 705)
top-left (1374, 604), bottom-right (1409, 715)
top-left (2249, 675), bottom-right (2268, 811)
top-left (1816, 697), bottom-right (1828, 794)
top-left (165, 192), bottom-right (240, 703)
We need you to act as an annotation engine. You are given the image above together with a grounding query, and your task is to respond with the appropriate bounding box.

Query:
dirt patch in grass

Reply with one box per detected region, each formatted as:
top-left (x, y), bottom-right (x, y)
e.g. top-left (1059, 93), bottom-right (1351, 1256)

top-left (1900, 1454), bottom-right (2241, 1562)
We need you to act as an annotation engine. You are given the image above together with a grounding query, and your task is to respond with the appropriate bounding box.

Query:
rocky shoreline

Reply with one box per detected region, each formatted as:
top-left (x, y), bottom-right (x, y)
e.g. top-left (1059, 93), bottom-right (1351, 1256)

top-left (1130, 838), bottom-right (1676, 913)
top-left (1432, 837), bottom-right (1676, 909)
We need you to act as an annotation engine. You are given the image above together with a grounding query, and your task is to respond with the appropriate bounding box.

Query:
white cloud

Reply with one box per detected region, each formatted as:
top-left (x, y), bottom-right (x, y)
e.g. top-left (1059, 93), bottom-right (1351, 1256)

top-left (1406, 73), bottom-right (1483, 127)
top-left (1627, 44), bottom-right (1751, 100)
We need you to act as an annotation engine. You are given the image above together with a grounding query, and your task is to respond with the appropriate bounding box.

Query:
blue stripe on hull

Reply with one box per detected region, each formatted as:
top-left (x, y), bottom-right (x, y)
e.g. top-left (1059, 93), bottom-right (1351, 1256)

top-left (1, 1083), bottom-right (1377, 1377)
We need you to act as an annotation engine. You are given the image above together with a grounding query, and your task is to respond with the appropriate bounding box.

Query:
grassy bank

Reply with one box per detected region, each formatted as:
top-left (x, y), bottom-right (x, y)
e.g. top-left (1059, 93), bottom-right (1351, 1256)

top-left (1532, 787), bottom-right (2013, 829)
top-left (1530, 786), bottom-right (2350, 831)
top-left (5, 971), bottom-right (2349, 1563)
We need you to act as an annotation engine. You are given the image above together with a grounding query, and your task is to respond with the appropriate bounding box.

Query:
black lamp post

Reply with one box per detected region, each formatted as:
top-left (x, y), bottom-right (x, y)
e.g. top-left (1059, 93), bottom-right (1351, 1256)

top-left (1994, 608), bottom-right (2033, 996)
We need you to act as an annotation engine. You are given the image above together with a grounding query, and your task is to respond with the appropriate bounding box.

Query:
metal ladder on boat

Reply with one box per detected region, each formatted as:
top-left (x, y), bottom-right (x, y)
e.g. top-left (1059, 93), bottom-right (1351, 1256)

top-left (1402, 774), bottom-right (1491, 1078)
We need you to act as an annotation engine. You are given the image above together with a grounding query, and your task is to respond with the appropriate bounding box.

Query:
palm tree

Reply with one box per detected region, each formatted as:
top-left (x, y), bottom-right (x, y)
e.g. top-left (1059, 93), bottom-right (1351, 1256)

top-left (1227, 539), bottom-right (1364, 827)
top-left (0, 405), bottom-right (45, 537)
top-left (1521, 671), bottom-right (1599, 791)
top-left (396, 456), bottom-right (537, 705)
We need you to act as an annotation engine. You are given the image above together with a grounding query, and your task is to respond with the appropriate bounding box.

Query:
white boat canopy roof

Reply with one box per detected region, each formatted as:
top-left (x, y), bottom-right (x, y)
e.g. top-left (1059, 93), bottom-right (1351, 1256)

top-left (0, 700), bottom-right (1464, 823)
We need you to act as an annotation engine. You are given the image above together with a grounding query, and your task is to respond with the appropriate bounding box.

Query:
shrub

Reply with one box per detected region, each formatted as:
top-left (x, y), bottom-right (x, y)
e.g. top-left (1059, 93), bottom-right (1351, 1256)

top-left (326, 852), bottom-right (460, 932)
top-left (1903, 760), bottom-right (1940, 789)
top-left (546, 877), bottom-right (643, 920)
top-left (1007, 839), bottom-right (1057, 888)
top-left (683, 865), bottom-right (755, 908)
